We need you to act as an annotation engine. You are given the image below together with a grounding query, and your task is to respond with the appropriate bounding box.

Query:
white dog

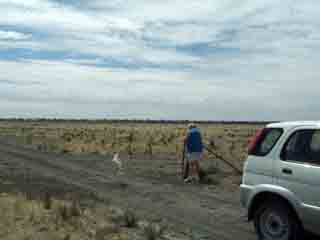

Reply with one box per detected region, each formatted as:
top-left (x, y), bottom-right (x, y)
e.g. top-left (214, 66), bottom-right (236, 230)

top-left (112, 152), bottom-right (124, 174)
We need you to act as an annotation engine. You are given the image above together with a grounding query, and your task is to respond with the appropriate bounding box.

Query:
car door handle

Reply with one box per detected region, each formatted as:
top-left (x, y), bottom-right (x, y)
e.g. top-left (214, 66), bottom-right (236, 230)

top-left (282, 168), bottom-right (293, 175)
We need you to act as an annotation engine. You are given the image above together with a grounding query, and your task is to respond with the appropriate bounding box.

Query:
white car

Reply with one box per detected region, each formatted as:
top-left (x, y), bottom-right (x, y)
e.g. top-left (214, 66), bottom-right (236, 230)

top-left (240, 121), bottom-right (320, 240)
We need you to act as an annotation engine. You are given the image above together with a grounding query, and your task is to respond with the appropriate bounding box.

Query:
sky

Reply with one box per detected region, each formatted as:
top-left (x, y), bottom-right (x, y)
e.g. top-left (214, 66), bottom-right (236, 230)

top-left (0, 0), bottom-right (319, 121)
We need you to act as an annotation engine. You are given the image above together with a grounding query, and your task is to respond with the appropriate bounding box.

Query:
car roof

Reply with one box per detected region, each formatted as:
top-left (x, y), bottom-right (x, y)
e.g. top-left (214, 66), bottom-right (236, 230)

top-left (267, 121), bottom-right (320, 130)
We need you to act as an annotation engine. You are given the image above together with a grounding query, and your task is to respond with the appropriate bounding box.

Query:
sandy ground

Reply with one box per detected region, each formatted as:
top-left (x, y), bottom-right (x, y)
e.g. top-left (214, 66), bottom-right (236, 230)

top-left (0, 136), bottom-right (316, 240)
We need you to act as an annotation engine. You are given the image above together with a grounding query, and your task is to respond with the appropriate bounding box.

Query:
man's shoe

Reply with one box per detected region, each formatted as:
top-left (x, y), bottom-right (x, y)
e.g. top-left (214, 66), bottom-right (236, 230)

top-left (184, 177), bottom-right (192, 183)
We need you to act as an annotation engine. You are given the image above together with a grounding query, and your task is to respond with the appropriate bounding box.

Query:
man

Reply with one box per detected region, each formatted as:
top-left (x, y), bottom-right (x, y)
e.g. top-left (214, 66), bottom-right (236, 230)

top-left (184, 123), bottom-right (203, 183)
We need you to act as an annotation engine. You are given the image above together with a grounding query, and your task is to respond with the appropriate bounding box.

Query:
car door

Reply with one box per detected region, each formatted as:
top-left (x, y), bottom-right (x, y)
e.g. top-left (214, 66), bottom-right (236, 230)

top-left (274, 127), bottom-right (320, 234)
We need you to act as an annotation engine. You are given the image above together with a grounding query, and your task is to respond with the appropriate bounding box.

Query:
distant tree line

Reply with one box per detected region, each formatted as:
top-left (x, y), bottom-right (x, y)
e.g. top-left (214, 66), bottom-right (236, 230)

top-left (0, 118), bottom-right (276, 125)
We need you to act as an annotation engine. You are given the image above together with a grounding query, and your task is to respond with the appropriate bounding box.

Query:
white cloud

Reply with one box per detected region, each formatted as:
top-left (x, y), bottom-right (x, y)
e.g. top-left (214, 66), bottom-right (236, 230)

top-left (0, 0), bottom-right (203, 65)
top-left (0, 54), bottom-right (319, 120)
top-left (0, 30), bottom-right (31, 40)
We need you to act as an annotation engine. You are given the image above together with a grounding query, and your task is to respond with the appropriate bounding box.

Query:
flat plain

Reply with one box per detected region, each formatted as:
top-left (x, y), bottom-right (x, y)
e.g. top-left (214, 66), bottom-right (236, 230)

top-left (0, 120), bottom-right (265, 239)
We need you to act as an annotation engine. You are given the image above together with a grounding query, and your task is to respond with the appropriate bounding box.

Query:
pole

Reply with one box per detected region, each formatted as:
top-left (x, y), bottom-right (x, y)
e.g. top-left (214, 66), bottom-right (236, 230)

top-left (181, 143), bottom-right (189, 179)
top-left (204, 145), bottom-right (242, 175)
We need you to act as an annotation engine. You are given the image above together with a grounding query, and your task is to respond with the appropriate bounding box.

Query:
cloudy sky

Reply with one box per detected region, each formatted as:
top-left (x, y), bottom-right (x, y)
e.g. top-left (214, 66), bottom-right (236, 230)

top-left (0, 0), bottom-right (319, 120)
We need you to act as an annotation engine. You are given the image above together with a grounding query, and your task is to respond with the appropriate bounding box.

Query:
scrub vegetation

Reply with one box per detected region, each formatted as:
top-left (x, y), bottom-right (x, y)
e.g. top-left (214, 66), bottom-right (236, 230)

top-left (0, 192), bottom-right (182, 240)
top-left (0, 120), bottom-right (262, 169)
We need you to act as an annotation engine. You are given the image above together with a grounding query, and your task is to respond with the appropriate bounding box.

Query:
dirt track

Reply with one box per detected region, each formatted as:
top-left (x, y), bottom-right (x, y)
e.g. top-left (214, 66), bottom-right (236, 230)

top-left (0, 137), bottom-right (257, 239)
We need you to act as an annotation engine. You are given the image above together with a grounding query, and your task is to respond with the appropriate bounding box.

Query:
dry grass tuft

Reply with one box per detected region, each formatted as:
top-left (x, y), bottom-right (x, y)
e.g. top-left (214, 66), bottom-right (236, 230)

top-left (70, 199), bottom-right (81, 217)
top-left (43, 191), bottom-right (53, 210)
top-left (95, 224), bottom-right (120, 240)
top-left (56, 199), bottom-right (82, 222)
top-left (57, 203), bottom-right (70, 221)
top-left (143, 223), bottom-right (166, 240)
top-left (123, 209), bottom-right (138, 228)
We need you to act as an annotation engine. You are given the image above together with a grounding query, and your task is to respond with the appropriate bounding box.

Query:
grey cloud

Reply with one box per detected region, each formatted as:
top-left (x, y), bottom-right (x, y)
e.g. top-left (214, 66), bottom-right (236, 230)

top-left (0, 88), bottom-right (175, 106)
top-left (1, 95), bottom-right (316, 121)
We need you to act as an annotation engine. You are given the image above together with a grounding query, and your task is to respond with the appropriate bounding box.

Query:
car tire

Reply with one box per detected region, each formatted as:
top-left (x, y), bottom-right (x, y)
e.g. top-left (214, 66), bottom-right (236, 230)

top-left (254, 201), bottom-right (302, 240)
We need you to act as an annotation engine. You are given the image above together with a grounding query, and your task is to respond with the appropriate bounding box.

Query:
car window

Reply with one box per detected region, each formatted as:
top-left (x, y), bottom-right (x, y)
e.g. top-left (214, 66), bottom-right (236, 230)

top-left (310, 131), bottom-right (320, 164)
top-left (281, 129), bottom-right (320, 165)
top-left (252, 128), bottom-right (283, 156)
top-left (310, 131), bottom-right (320, 152)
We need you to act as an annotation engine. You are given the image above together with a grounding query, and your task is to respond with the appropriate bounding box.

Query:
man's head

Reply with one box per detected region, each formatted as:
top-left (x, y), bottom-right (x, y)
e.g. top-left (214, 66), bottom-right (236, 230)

top-left (188, 123), bottom-right (196, 130)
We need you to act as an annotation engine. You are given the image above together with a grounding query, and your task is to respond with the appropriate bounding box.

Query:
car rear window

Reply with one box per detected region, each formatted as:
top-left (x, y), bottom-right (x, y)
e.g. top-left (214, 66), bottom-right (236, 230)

top-left (250, 128), bottom-right (283, 156)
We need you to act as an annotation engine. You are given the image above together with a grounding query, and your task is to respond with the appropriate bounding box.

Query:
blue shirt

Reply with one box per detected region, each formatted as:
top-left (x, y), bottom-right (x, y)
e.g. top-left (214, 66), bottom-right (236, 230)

top-left (186, 127), bottom-right (203, 153)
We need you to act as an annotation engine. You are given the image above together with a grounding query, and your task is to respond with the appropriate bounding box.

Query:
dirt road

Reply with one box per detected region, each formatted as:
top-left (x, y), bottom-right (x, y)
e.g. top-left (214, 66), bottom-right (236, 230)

top-left (0, 138), bottom-right (256, 239)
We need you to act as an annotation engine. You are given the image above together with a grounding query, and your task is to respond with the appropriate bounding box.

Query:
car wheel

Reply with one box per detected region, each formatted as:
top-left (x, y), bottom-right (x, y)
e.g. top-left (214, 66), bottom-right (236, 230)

top-left (254, 201), bottom-right (301, 240)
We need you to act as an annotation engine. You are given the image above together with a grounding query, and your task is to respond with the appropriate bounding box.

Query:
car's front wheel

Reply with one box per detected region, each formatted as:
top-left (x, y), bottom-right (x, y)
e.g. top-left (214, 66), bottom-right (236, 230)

top-left (254, 201), bottom-right (301, 240)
